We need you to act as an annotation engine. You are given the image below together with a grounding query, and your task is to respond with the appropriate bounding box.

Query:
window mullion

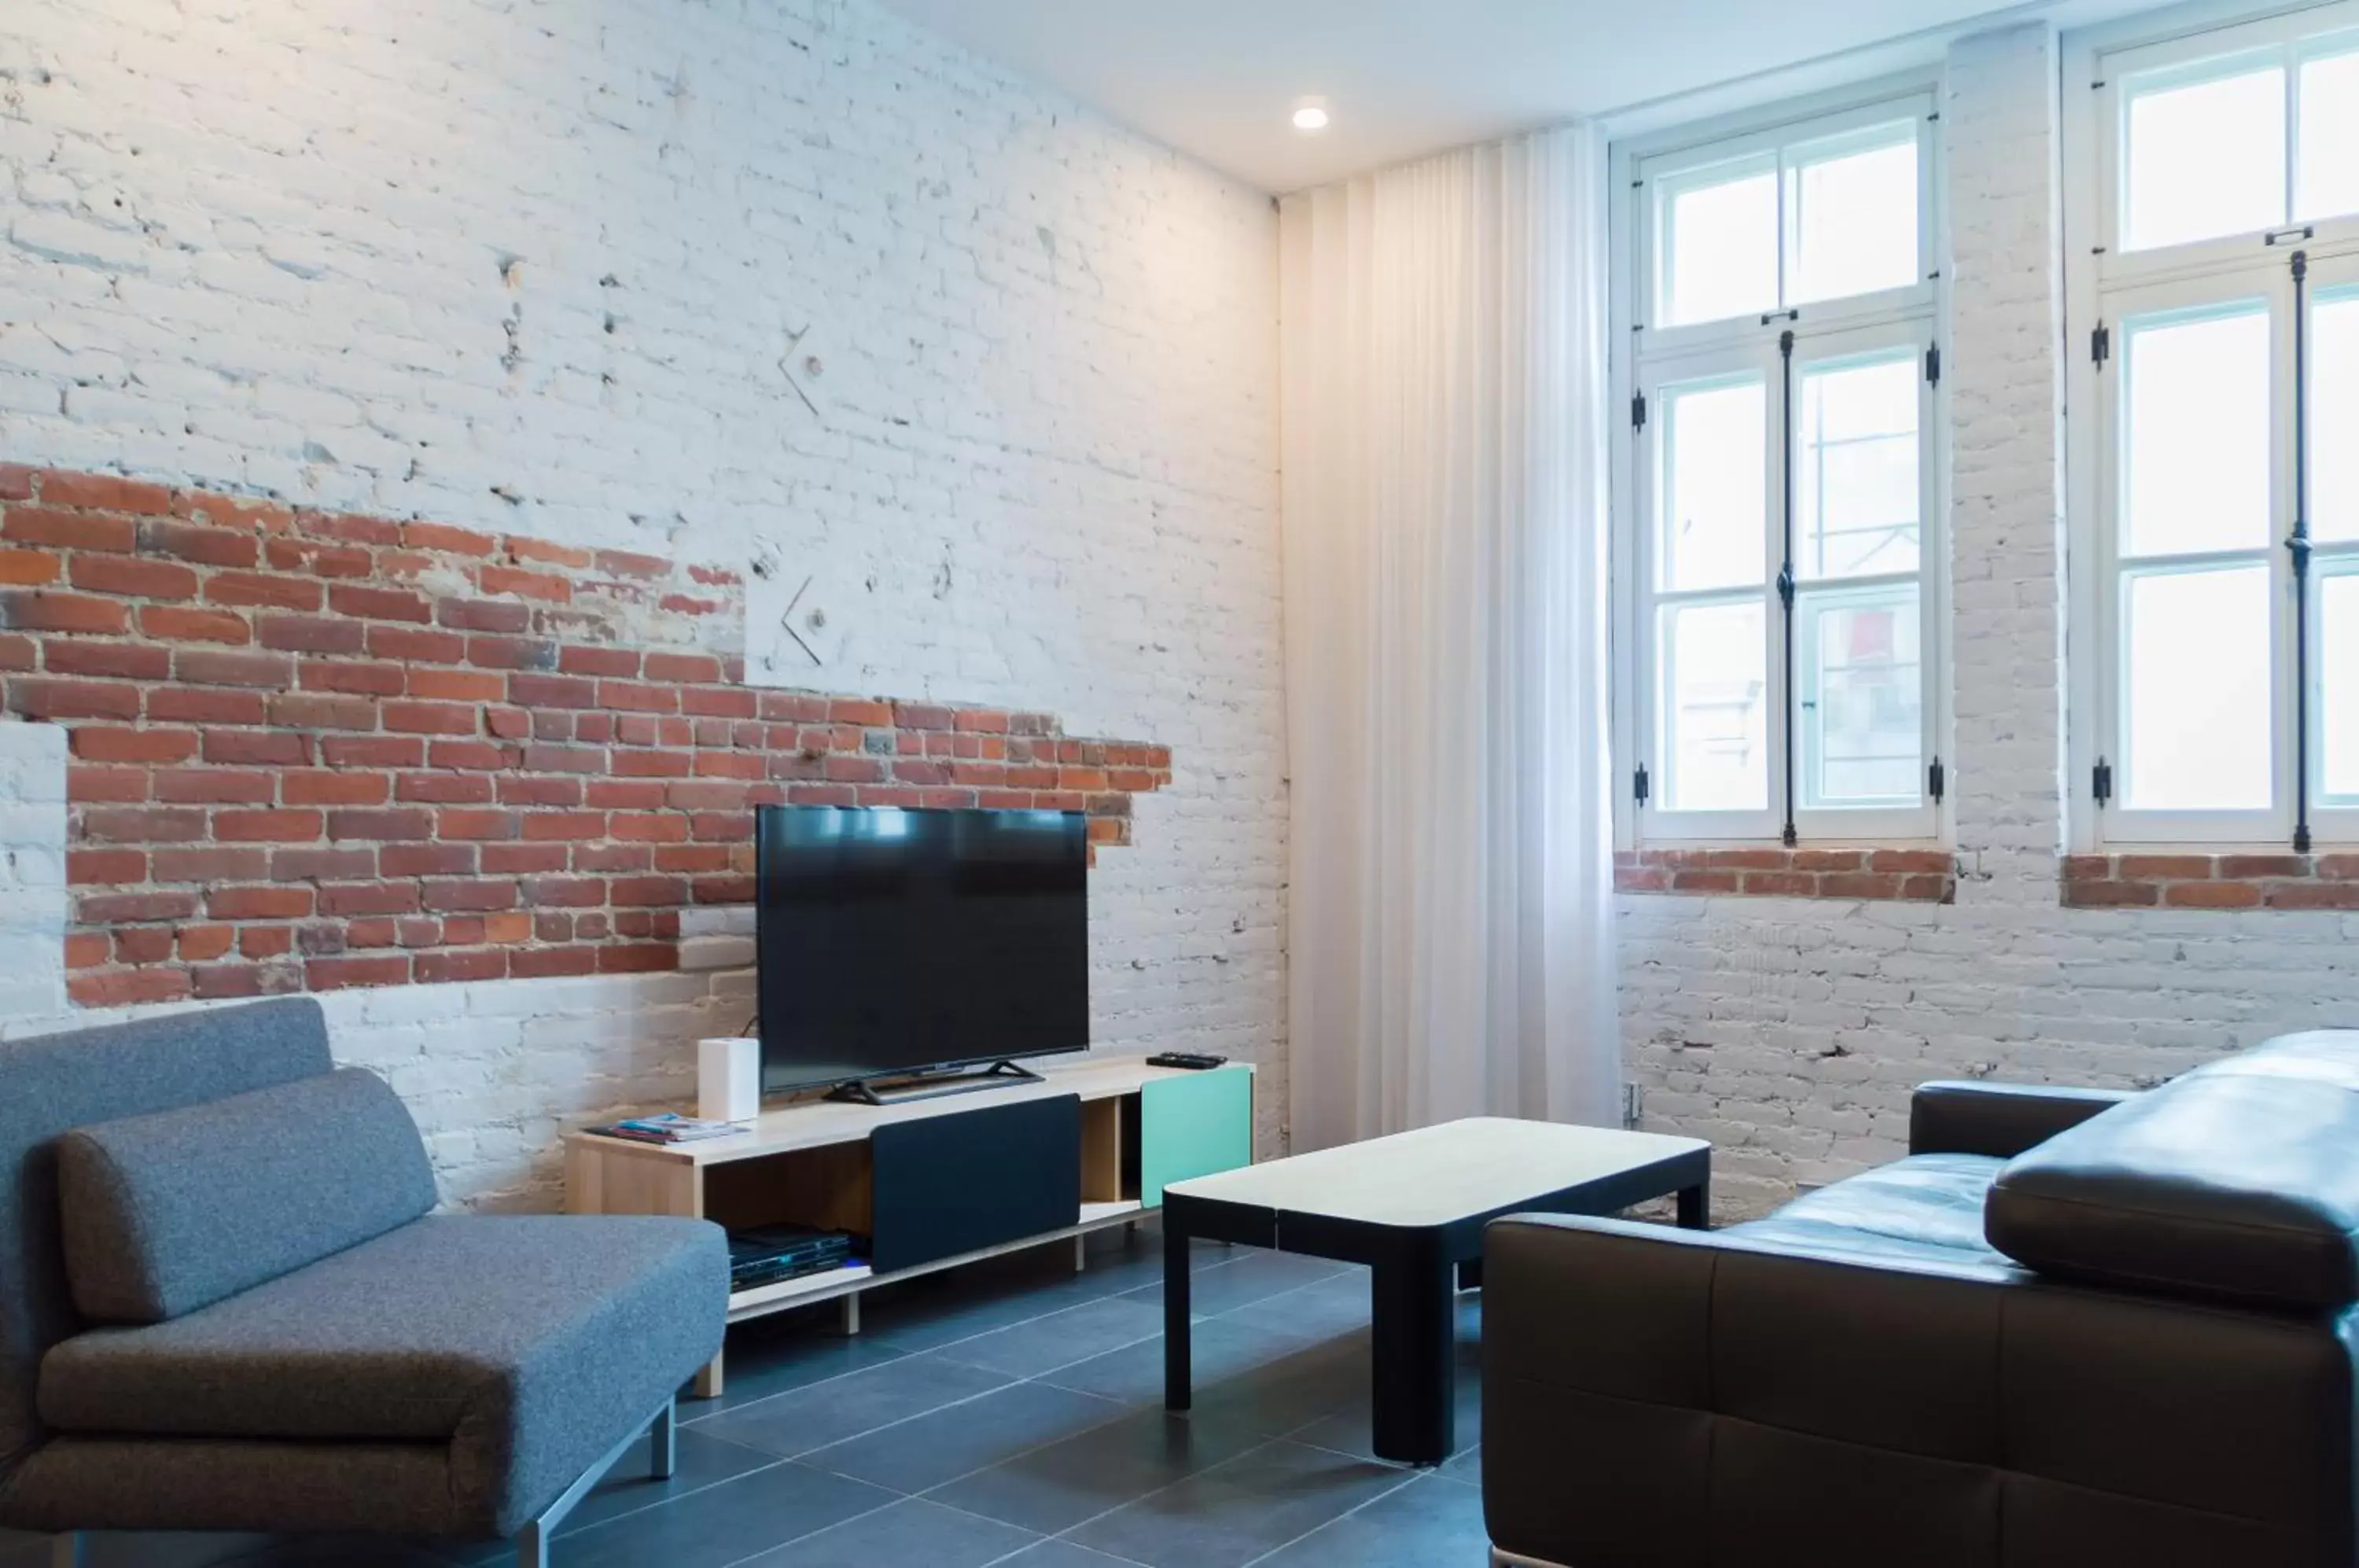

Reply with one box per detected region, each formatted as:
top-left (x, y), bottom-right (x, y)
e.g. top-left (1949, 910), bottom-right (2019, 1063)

top-left (1776, 328), bottom-right (1798, 848)
top-left (2291, 246), bottom-right (2314, 852)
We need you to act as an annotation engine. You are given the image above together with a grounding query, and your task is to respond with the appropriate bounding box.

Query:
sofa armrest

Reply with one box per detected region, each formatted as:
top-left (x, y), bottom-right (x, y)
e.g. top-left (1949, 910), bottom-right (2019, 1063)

top-left (1481, 1212), bottom-right (2017, 1566)
top-left (1908, 1080), bottom-right (2134, 1159)
top-left (1480, 1209), bottom-right (2353, 1568)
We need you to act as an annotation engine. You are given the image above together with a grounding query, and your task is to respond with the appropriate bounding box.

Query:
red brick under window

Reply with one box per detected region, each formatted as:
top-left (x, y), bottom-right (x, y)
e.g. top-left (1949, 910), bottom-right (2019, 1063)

top-left (1615, 847), bottom-right (1956, 903)
top-left (0, 466), bottom-right (1172, 1008)
top-left (2061, 853), bottom-right (2359, 910)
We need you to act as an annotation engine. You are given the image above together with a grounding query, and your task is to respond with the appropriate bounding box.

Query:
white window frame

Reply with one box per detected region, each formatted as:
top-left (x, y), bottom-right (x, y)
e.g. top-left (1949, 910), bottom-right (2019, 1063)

top-left (2064, 0), bottom-right (2359, 852)
top-left (2310, 258), bottom-right (2359, 834)
top-left (1614, 79), bottom-right (1950, 851)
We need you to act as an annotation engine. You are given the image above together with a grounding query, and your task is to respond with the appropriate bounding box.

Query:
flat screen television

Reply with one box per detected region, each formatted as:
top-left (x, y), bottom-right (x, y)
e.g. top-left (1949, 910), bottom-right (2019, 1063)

top-left (754, 804), bottom-right (1088, 1095)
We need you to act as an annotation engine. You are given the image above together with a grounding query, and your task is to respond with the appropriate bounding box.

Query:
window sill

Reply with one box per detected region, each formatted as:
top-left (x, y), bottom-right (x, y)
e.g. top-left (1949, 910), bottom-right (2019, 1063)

top-left (1615, 848), bottom-right (1955, 904)
top-left (2061, 853), bottom-right (2359, 910)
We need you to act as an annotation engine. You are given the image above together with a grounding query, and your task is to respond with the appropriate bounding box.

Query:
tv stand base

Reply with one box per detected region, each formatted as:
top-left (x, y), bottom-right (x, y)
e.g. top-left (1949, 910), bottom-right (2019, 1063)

top-left (825, 1059), bottom-right (1046, 1106)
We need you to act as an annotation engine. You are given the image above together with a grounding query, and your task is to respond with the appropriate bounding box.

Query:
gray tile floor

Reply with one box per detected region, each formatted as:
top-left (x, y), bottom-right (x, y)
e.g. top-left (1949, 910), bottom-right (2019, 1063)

top-left (1, 1222), bottom-right (1493, 1568)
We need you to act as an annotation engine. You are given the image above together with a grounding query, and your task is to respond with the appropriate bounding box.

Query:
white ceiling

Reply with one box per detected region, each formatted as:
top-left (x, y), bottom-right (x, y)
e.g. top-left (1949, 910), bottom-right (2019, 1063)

top-left (874, 0), bottom-right (2089, 193)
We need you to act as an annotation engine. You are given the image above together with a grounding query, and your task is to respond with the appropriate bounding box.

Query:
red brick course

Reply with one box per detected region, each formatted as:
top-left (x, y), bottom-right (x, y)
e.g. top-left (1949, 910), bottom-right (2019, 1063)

top-left (2, 469), bottom-right (1172, 1008)
top-left (1615, 847), bottom-right (1956, 904)
top-left (2060, 853), bottom-right (2359, 910)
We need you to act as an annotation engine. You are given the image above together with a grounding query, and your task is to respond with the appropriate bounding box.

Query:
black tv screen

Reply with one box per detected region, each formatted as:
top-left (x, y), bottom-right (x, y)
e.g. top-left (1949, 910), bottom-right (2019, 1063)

top-left (755, 804), bottom-right (1089, 1094)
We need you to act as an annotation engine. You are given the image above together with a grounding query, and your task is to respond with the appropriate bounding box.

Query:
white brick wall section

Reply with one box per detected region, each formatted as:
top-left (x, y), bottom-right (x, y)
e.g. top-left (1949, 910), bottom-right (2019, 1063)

top-left (1622, 24), bottom-right (2359, 1220)
top-left (0, 0), bottom-right (1286, 1205)
top-left (0, 723), bottom-right (68, 1023)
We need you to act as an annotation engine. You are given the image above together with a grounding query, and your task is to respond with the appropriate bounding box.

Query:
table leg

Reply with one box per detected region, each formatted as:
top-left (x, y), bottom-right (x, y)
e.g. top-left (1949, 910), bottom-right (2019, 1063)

top-left (1371, 1258), bottom-right (1456, 1463)
top-left (1676, 1179), bottom-right (1710, 1231)
top-left (1163, 1216), bottom-right (1192, 1412)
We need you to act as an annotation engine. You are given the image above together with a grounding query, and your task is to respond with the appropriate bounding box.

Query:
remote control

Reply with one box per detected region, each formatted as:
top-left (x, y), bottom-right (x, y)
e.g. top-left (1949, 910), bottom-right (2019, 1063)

top-left (1146, 1051), bottom-right (1227, 1070)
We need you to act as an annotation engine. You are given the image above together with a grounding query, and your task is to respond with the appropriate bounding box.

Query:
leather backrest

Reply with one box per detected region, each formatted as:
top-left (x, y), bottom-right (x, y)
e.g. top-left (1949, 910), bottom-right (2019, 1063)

top-left (0, 998), bottom-right (333, 1480)
top-left (1987, 1032), bottom-right (2359, 1308)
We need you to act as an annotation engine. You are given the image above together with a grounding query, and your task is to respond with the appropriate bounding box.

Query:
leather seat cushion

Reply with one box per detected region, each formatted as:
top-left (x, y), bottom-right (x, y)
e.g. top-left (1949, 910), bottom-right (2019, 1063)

top-left (1724, 1153), bottom-right (2011, 1270)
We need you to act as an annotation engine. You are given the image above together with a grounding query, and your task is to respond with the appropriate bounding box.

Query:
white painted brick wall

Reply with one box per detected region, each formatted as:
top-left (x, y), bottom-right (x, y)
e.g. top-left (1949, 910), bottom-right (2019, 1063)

top-left (1622, 22), bottom-right (2359, 1218)
top-left (0, 0), bottom-right (1284, 1206)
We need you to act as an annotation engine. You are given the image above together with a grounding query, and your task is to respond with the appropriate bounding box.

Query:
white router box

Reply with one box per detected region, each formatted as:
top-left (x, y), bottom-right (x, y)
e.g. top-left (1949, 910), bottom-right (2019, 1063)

top-left (698, 1036), bottom-right (762, 1123)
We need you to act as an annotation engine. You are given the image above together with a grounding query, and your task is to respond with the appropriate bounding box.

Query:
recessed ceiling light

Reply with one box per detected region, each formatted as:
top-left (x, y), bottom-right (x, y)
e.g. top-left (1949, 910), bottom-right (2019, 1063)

top-left (1292, 99), bottom-right (1330, 132)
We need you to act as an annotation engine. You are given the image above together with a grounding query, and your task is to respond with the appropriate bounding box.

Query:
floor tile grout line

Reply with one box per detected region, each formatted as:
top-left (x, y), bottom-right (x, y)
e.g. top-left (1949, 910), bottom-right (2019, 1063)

top-left (705, 1487), bottom-right (915, 1568)
top-left (672, 1242), bottom-right (1378, 1565)
top-left (1231, 1467), bottom-right (1430, 1568)
top-left (755, 1367), bottom-right (1123, 1481)
top-left (1033, 1431), bottom-right (1426, 1562)
top-left (550, 1450), bottom-right (796, 1544)
top-left (921, 1300), bottom-right (1178, 1382)
top-left (690, 1239), bottom-right (1356, 1426)
top-left (971, 1528), bottom-right (1160, 1568)
top-left (793, 1377), bottom-right (1135, 1490)
top-left (1035, 1434), bottom-right (1301, 1546)
top-left (687, 1244), bottom-right (1264, 1426)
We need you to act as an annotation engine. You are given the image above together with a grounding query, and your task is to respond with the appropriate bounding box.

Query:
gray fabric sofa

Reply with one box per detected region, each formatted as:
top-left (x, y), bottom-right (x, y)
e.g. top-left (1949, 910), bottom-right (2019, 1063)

top-left (1482, 1030), bottom-right (2359, 1568)
top-left (0, 996), bottom-right (728, 1566)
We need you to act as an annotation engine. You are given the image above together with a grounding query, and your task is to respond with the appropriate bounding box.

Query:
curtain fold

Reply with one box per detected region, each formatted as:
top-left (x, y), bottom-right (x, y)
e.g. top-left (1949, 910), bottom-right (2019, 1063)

top-left (1279, 122), bottom-right (1618, 1150)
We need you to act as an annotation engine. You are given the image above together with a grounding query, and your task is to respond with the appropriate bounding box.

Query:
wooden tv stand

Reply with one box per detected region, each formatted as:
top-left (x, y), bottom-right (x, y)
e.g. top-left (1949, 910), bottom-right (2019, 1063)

top-left (564, 1053), bottom-right (1254, 1397)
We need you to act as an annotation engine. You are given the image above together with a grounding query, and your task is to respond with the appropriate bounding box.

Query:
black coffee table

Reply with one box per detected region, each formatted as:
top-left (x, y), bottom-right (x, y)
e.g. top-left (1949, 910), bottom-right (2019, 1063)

top-left (1160, 1116), bottom-right (1709, 1463)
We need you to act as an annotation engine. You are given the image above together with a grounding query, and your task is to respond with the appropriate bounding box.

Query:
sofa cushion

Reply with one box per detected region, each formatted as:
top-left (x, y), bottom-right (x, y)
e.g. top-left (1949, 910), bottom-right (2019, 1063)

top-left (1986, 1030), bottom-right (2359, 1308)
top-left (1725, 1154), bottom-right (2012, 1271)
top-left (38, 1213), bottom-right (727, 1533)
top-left (57, 1066), bottom-right (436, 1323)
top-left (38, 1213), bottom-right (720, 1440)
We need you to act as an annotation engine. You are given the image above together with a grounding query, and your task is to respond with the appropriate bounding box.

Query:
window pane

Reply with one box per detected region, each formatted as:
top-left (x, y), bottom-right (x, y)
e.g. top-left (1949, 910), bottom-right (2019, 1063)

top-left (2122, 304), bottom-right (2273, 558)
top-left (1796, 352), bottom-right (1919, 580)
top-left (2123, 61), bottom-right (2287, 252)
top-left (2122, 566), bottom-right (2273, 812)
top-left (2298, 46), bottom-right (2359, 224)
top-left (1661, 160), bottom-right (1778, 327)
top-left (2324, 574), bottom-right (2359, 804)
top-left (1660, 600), bottom-right (1768, 812)
top-left (1800, 589), bottom-right (1921, 808)
top-left (1787, 123), bottom-right (1919, 306)
top-left (1658, 376), bottom-right (1766, 591)
top-left (2317, 292), bottom-right (2359, 544)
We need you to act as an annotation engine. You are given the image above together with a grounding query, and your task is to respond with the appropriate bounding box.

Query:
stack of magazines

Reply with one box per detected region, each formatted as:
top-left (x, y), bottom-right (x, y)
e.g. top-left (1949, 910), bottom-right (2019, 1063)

top-left (587, 1113), bottom-right (749, 1145)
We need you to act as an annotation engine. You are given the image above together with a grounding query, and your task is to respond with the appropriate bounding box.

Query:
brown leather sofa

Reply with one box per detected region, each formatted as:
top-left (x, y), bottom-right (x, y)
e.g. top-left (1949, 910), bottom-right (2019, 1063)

top-left (1482, 1031), bottom-right (2359, 1568)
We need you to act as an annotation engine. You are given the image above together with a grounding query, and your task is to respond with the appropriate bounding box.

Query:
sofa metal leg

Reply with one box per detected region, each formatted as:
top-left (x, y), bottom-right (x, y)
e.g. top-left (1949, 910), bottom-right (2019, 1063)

top-left (650, 1393), bottom-right (677, 1481)
top-left (1491, 1551), bottom-right (1573, 1568)
top-left (514, 1392), bottom-right (680, 1561)
top-left (50, 1533), bottom-right (83, 1568)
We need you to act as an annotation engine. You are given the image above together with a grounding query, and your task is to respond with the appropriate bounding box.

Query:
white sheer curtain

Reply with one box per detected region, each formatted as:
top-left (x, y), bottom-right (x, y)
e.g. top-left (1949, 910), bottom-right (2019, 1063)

top-left (1279, 122), bottom-right (1619, 1150)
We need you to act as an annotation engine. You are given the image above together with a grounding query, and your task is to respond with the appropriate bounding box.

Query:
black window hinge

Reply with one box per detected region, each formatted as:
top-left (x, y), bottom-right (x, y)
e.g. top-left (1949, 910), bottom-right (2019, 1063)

top-left (1925, 344), bottom-right (1941, 387)
top-left (2092, 756), bottom-right (2113, 805)
top-left (1634, 763), bottom-right (1651, 807)
top-left (1928, 756), bottom-right (1946, 804)
top-left (2092, 323), bottom-right (2111, 366)
top-left (1632, 391), bottom-right (1647, 432)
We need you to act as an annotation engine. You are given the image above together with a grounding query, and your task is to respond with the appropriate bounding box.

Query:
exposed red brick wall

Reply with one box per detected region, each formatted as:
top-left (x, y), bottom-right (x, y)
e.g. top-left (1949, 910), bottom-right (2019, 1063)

top-left (1616, 847), bottom-right (1956, 903)
top-left (0, 466), bottom-right (1171, 1008)
top-left (2061, 853), bottom-right (2359, 910)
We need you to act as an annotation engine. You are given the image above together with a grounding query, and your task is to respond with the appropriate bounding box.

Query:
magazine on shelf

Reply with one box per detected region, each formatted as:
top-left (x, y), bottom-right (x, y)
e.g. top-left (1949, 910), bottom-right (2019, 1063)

top-left (587, 1112), bottom-right (751, 1144)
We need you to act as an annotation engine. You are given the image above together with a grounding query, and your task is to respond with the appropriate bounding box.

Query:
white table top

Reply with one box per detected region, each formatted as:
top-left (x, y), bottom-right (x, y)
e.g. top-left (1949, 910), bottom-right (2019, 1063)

top-left (1165, 1117), bottom-right (1707, 1229)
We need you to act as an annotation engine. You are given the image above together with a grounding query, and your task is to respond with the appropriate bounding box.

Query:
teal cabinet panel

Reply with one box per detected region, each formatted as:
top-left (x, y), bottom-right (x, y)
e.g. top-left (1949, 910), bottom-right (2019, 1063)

top-left (1140, 1065), bottom-right (1253, 1207)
